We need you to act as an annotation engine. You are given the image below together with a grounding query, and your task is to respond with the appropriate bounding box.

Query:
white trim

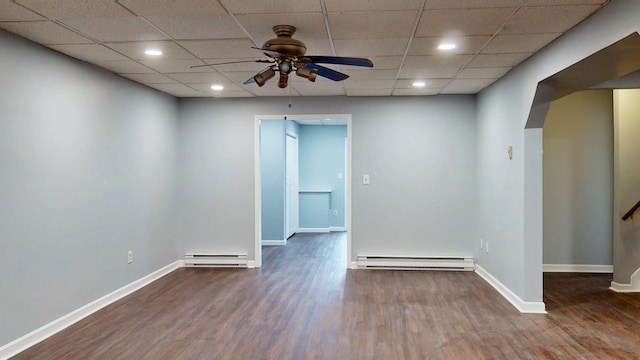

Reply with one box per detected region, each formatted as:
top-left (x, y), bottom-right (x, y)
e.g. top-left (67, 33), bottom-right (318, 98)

top-left (254, 117), bottom-right (262, 268)
top-left (609, 267), bottom-right (640, 292)
top-left (297, 228), bottom-right (330, 233)
top-left (0, 261), bottom-right (182, 360)
top-left (247, 260), bottom-right (257, 269)
top-left (543, 264), bottom-right (613, 273)
top-left (262, 239), bottom-right (287, 246)
top-left (329, 227), bottom-right (346, 232)
top-left (475, 265), bottom-right (547, 314)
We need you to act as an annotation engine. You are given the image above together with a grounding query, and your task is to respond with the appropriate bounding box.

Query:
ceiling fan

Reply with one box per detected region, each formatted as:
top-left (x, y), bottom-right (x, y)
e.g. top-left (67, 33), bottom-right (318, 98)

top-left (192, 25), bottom-right (374, 89)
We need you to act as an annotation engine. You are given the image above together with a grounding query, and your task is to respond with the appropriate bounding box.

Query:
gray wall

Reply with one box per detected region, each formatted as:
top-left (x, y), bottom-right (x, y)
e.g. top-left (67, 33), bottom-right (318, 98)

top-left (477, 0), bottom-right (640, 302)
top-left (177, 96), bottom-right (477, 262)
top-left (613, 89), bottom-right (640, 283)
top-left (0, 31), bottom-right (179, 345)
top-left (543, 90), bottom-right (613, 266)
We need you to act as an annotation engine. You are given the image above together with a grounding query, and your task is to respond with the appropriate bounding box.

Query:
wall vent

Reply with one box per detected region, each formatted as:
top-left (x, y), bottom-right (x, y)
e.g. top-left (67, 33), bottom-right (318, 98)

top-left (184, 253), bottom-right (248, 268)
top-left (356, 255), bottom-right (474, 271)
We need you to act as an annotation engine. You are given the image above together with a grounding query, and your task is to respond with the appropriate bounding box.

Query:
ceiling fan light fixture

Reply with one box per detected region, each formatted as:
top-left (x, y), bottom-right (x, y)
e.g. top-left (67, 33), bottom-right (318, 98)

top-left (254, 67), bottom-right (276, 87)
top-left (278, 73), bottom-right (289, 88)
top-left (296, 67), bottom-right (317, 82)
top-left (278, 60), bottom-right (293, 75)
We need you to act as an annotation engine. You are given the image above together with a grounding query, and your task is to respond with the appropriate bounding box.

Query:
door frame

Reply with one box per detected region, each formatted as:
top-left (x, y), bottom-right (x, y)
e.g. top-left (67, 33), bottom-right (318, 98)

top-left (254, 114), bottom-right (352, 268)
top-left (285, 132), bottom-right (299, 239)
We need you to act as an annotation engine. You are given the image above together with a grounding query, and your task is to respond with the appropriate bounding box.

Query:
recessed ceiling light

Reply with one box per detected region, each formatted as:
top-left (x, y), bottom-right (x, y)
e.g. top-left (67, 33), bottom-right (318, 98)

top-left (438, 43), bottom-right (457, 50)
top-left (211, 84), bottom-right (224, 91)
top-left (412, 81), bottom-right (426, 88)
top-left (144, 49), bottom-right (162, 56)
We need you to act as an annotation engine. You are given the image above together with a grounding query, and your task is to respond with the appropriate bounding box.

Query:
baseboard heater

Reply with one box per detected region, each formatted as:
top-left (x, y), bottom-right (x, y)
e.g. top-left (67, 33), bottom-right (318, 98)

top-left (184, 253), bottom-right (248, 268)
top-left (357, 255), bottom-right (475, 271)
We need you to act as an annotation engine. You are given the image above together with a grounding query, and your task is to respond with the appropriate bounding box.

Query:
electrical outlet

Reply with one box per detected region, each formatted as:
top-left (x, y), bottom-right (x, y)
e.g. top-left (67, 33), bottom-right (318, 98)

top-left (128, 250), bottom-right (133, 264)
top-left (333, 209), bottom-right (338, 216)
top-left (485, 242), bottom-right (489, 254)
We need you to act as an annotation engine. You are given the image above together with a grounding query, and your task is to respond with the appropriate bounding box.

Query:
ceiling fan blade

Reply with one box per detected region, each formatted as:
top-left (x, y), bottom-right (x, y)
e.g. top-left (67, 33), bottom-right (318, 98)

top-left (190, 59), bottom-right (272, 69)
top-left (303, 63), bottom-right (350, 81)
top-left (251, 46), bottom-right (282, 58)
top-left (303, 56), bottom-right (373, 67)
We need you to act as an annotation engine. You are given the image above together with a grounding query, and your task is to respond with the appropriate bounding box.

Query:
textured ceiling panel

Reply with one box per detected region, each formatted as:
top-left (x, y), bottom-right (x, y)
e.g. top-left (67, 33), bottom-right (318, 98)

top-left (0, 21), bottom-right (93, 45)
top-left (1, 0), bottom-right (609, 97)
top-left (329, 11), bottom-right (418, 40)
top-left (416, 7), bottom-right (517, 37)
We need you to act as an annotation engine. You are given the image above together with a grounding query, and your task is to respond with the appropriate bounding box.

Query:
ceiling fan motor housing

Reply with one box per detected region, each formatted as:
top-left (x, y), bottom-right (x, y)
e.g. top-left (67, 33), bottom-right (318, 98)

top-left (262, 25), bottom-right (307, 57)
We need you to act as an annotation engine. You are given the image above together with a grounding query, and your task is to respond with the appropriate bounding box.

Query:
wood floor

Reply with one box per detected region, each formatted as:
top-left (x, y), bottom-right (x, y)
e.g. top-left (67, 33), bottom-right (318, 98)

top-left (12, 232), bottom-right (640, 359)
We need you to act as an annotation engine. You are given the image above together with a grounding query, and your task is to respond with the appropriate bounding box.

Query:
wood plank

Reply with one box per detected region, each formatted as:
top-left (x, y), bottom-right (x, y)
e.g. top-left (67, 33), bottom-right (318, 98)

top-left (10, 232), bottom-right (640, 359)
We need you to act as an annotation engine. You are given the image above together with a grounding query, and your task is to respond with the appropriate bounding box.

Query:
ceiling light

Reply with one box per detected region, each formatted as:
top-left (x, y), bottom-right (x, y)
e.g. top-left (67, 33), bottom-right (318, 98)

top-left (210, 84), bottom-right (224, 91)
top-left (412, 81), bottom-right (426, 88)
top-left (144, 49), bottom-right (163, 56)
top-left (438, 43), bottom-right (456, 50)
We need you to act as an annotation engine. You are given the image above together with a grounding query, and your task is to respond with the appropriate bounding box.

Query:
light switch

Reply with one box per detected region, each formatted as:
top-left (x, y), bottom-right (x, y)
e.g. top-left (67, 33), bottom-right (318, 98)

top-left (363, 174), bottom-right (370, 185)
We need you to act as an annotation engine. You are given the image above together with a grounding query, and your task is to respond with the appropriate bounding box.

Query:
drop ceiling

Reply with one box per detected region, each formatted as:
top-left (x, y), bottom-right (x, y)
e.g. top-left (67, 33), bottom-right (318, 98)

top-left (0, 0), bottom-right (609, 98)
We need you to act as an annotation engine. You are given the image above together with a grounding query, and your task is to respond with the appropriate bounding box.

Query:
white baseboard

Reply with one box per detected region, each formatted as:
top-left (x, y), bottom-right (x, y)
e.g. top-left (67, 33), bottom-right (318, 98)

top-left (349, 261), bottom-right (358, 269)
top-left (247, 260), bottom-right (257, 269)
top-left (475, 265), bottom-right (546, 314)
top-left (262, 239), bottom-right (287, 246)
top-left (543, 264), bottom-right (613, 273)
top-left (0, 260), bottom-right (182, 360)
top-left (610, 267), bottom-right (640, 293)
top-left (296, 228), bottom-right (330, 233)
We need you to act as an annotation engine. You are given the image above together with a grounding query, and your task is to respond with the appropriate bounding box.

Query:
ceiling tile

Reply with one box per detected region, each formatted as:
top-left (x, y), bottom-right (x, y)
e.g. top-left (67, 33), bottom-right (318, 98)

top-left (329, 11), bottom-right (418, 40)
top-left (400, 55), bottom-right (473, 78)
top-left (140, 58), bottom-right (210, 73)
top-left (15, 0), bottom-right (131, 19)
top-left (416, 7), bottom-right (516, 37)
top-left (48, 44), bottom-right (130, 61)
top-left (166, 72), bottom-right (231, 84)
top-left (178, 39), bottom-right (260, 59)
top-left (364, 56), bottom-right (404, 69)
top-left (146, 82), bottom-right (203, 97)
top-left (346, 88), bottom-right (393, 96)
top-left (105, 41), bottom-right (195, 61)
top-left (482, 33), bottom-right (561, 53)
top-left (235, 14), bottom-right (327, 43)
top-left (502, 5), bottom-right (602, 34)
top-left (188, 83), bottom-right (246, 93)
top-left (0, 1), bottom-right (44, 21)
top-left (345, 69), bottom-right (398, 80)
top-left (441, 78), bottom-right (496, 94)
top-left (217, 70), bottom-right (263, 83)
top-left (119, 73), bottom-right (177, 84)
top-left (94, 60), bottom-right (156, 74)
top-left (325, 0), bottom-right (424, 11)
top-left (343, 79), bottom-right (396, 89)
top-left (409, 36), bottom-right (491, 56)
top-left (456, 67), bottom-right (512, 79)
top-left (467, 52), bottom-right (532, 67)
top-left (424, 0), bottom-right (522, 8)
top-left (143, 15), bottom-right (247, 40)
top-left (219, 0), bottom-right (322, 14)
top-left (243, 84), bottom-right (299, 97)
top-left (395, 79), bottom-right (450, 89)
top-left (0, 21), bottom-right (93, 44)
top-left (334, 39), bottom-right (409, 57)
top-left (392, 88), bottom-right (440, 96)
top-left (59, 16), bottom-right (169, 42)
top-left (524, 0), bottom-right (607, 5)
top-left (117, 0), bottom-right (227, 16)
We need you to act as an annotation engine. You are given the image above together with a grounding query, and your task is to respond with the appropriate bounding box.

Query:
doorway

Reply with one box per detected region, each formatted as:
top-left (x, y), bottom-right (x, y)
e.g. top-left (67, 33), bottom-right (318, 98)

top-left (254, 114), bottom-right (352, 268)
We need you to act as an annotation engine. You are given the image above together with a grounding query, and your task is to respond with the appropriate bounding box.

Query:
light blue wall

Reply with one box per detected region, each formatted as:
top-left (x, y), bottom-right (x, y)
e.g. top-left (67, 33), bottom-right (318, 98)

top-left (260, 120), bottom-right (286, 241)
top-left (0, 30), bottom-right (179, 346)
top-left (298, 125), bottom-right (346, 229)
top-left (477, 0), bottom-right (640, 302)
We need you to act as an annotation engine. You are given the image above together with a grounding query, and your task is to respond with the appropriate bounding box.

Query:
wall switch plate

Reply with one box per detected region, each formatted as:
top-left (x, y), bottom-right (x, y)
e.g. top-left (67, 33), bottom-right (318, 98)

top-left (480, 238), bottom-right (484, 250)
top-left (128, 250), bottom-right (133, 264)
top-left (333, 209), bottom-right (338, 216)
top-left (363, 174), bottom-right (370, 185)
